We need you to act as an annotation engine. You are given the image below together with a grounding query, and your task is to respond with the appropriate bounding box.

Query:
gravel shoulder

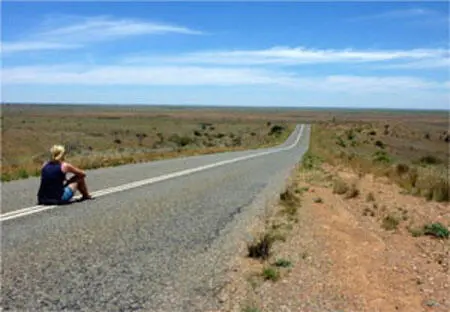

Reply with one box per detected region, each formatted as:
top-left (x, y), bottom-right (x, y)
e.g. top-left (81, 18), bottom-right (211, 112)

top-left (218, 161), bottom-right (449, 312)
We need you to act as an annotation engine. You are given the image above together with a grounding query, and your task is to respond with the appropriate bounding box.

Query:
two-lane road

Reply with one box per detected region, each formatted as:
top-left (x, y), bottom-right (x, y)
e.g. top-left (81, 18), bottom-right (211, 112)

top-left (1, 124), bottom-right (310, 311)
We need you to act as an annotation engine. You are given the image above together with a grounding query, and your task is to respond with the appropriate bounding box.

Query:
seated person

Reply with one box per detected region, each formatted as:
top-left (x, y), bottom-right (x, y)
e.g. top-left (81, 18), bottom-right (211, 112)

top-left (37, 145), bottom-right (92, 205)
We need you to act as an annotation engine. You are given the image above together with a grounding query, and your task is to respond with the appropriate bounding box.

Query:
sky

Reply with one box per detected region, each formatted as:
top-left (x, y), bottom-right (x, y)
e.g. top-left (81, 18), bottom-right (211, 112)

top-left (1, 1), bottom-right (449, 109)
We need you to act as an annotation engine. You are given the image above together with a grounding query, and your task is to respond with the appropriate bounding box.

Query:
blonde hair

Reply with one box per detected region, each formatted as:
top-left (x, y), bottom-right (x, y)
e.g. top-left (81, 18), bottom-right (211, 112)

top-left (50, 145), bottom-right (66, 161)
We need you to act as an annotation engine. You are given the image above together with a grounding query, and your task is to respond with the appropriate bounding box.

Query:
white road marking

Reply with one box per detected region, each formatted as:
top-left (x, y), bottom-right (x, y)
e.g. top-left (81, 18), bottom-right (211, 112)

top-left (0, 125), bottom-right (305, 222)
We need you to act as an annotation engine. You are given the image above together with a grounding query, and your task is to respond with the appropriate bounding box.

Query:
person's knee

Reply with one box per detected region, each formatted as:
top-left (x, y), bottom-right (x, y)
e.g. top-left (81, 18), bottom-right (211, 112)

top-left (68, 182), bottom-right (78, 192)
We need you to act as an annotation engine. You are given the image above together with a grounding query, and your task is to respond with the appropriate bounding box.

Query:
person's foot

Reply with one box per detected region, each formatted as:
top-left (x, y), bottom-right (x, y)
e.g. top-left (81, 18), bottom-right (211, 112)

top-left (81, 195), bottom-right (93, 201)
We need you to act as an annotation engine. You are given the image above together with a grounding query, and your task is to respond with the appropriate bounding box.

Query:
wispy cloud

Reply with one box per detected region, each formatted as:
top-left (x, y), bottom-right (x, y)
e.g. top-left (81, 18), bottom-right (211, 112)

top-left (2, 41), bottom-right (82, 53)
top-left (2, 64), bottom-right (448, 94)
top-left (2, 16), bottom-right (203, 54)
top-left (349, 7), bottom-right (449, 25)
top-left (124, 47), bottom-right (449, 69)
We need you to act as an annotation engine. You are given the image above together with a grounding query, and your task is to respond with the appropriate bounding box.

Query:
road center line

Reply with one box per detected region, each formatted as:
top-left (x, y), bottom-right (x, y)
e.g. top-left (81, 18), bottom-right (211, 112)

top-left (0, 125), bottom-right (305, 222)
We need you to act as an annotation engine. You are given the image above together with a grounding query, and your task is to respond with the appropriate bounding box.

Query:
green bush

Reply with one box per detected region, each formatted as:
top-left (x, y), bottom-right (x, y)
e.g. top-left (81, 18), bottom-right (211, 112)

top-left (262, 267), bottom-right (280, 281)
top-left (373, 151), bottom-right (391, 164)
top-left (274, 258), bottom-right (292, 268)
top-left (423, 223), bottom-right (449, 239)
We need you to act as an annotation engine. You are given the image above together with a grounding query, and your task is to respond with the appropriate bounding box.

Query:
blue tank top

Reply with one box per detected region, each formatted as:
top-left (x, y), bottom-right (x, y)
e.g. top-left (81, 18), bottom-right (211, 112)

top-left (37, 162), bottom-right (66, 204)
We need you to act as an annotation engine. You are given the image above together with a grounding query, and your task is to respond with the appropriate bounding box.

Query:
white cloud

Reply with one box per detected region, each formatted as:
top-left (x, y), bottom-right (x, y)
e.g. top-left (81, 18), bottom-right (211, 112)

top-left (2, 16), bottom-right (202, 54)
top-left (1, 41), bottom-right (81, 53)
top-left (2, 64), bottom-right (448, 95)
top-left (39, 16), bottom-right (203, 42)
top-left (125, 47), bottom-right (449, 68)
top-left (349, 8), bottom-right (448, 22)
top-left (1, 65), bottom-right (295, 86)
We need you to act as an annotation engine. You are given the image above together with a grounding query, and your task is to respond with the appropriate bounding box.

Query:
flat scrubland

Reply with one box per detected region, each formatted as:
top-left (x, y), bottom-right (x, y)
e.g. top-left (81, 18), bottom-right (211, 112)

top-left (1, 104), bottom-right (298, 181)
top-left (217, 116), bottom-right (450, 312)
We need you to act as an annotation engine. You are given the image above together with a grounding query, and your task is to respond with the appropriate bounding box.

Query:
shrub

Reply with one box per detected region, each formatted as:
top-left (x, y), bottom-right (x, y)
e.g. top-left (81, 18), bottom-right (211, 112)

top-left (368, 130), bottom-right (377, 136)
top-left (424, 223), bottom-right (449, 239)
top-left (366, 192), bottom-right (375, 202)
top-left (333, 179), bottom-right (349, 195)
top-left (247, 233), bottom-right (274, 260)
top-left (336, 136), bottom-right (346, 147)
top-left (409, 227), bottom-right (425, 237)
top-left (382, 215), bottom-right (399, 231)
top-left (430, 180), bottom-right (449, 202)
top-left (302, 151), bottom-right (322, 170)
top-left (394, 163), bottom-right (410, 175)
top-left (346, 129), bottom-right (356, 140)
top-left (18, 169), bottom-right (29, 179)
top-left (373, 151), bottom-right (391, 164)
top-left (345, 184), bottom-right (360, 199)
top-left (169, 134), bottom-right (194, 147)
top-left (262, 267), bottom-right (280, 281)
top-left (419, 155), bottom-right (442, 165)
top-left (193, 130), bottom-right (202, 137)
top-left (269, 125), bottom-right (285, 136)
top-left (113, 139), bottom-right (122, 144)
top-left (1, 172), bottom-right (12, 182)
top-left (374, 140), bottom-right (385, 149)
top-left (274, 258), bottom-right (292, 268)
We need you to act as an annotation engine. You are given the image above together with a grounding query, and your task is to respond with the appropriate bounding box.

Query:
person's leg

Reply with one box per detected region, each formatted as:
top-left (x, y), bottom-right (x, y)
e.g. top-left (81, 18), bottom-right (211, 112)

top-left (67, 176), bottom-right (91, 199)
top-left (76, 177), bottom-right (91, 199)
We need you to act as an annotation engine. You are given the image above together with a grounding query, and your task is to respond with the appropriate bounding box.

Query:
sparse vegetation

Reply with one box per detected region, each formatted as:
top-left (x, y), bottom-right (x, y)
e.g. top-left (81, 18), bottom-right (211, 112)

top-left (423, 223), bottom-right (449, 239)
top-left (345, 184), bottom-right (360, 199)
top-left (279, 187), bottom-right (300, 218)
top-left (333, 178), bottom-right (349, 195)
top-left (262, 267), bottom-right (280, 281)
top-left (382, 214), bottom-right (400, 231)
top-left (301, 151), bottom-right (322, 170)
top-left (242, 306), bottom-right (260, 312)
top-left (366, 192), bottom-right (375, 202)
top-left (247, 233), bottom-right (274, 260)
top-left (418, 155), bottom-right (442, 165)
top-left (373, 150), bottom-right (391, 164)
top-left (274, 258), bottom-right (292, 268)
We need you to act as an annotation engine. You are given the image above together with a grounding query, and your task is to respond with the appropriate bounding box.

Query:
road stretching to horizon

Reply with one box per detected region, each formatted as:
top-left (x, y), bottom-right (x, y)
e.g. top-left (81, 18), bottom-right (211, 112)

top-left (1, 124), bottom-right (310, 311)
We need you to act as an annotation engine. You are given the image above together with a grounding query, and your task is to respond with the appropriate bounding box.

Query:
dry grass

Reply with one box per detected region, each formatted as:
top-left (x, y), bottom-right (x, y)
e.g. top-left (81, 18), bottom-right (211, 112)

top-left (309, 118), bottom-right (449, 202)
top-left (2, 104), bottom-right (295, 181)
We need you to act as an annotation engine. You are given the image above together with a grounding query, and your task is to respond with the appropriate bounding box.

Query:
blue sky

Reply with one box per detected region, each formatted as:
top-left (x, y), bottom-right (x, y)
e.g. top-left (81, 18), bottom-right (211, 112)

top-left (2, 1), bottom-right (449, 109)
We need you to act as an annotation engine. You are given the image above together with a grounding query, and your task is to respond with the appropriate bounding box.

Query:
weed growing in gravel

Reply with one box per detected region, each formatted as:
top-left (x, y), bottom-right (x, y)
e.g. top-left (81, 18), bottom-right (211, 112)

top-left (274, 258), bottom-right (292, 268)
top-left (242, 306), bottom-right (260, 312)
top-left (408, 227), bottom-right (425, 237)
top-left (382, 214), bottom-right (400, 231)
top-left (262, 267), bottom-right (280, 281)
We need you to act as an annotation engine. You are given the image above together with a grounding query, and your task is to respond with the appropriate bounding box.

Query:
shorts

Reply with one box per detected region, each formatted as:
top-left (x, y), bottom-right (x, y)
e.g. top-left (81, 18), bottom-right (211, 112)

top-left (61, 186), bottom-right (74, 202)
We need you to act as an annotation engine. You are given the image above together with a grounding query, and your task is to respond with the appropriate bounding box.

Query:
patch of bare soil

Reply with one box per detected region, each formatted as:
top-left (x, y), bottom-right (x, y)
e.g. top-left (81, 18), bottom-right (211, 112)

top-left (216, 163), bottom-right (449, 312)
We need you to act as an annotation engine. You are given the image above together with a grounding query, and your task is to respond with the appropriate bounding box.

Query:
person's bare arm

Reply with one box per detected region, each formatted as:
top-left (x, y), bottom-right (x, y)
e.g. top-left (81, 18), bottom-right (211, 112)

top-left (62, 162), bottom-right (86, 178)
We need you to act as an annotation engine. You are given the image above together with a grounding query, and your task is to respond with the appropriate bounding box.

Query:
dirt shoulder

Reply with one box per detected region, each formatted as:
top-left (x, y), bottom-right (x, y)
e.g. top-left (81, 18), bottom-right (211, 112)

top-left (216, 158), bottom-right (449, 312)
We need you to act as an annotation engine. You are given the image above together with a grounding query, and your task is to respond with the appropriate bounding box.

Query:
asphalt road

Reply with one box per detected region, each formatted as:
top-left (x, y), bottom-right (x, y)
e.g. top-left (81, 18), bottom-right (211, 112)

top-left (1, 124), bottom-right (310, 312)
